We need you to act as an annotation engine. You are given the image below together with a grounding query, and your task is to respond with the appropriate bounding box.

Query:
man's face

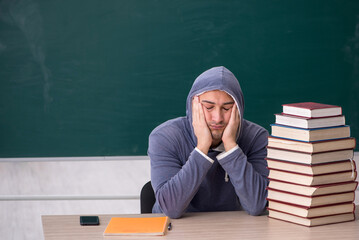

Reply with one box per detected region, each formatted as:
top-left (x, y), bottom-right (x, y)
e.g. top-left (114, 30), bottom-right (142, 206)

top-left (198, 90), bottom-right (235, 146)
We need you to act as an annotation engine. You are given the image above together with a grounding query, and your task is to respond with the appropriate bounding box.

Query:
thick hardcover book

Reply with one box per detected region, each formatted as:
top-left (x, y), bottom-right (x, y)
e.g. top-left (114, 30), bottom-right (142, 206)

top-left (271, 124), bottom-right (351, 142)
top-left (266, 159), bottom-right (356, 175)
top-left (267, 188), bottom-right (355, 207)
top-left (266, 147), bottom-right (354, 164)
top-left (275, 113), bottom-right (345, 129)
top-left (268, 209), bottom-right (355, 227)
top-left (268, 168), bottom-right (357, 186)
top-left (267, 180), bottom-right (358, 196)
top-left (267, 200), bottom-right (355, 218)
top-left (282, 102), bottom-right (342, 118)
top-left (267, 136), bottom-right (356, 153)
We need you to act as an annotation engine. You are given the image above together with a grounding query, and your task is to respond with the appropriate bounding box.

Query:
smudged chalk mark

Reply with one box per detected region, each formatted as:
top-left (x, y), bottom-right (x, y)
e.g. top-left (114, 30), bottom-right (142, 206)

top-left (0, 0), bottom-right (52, 111)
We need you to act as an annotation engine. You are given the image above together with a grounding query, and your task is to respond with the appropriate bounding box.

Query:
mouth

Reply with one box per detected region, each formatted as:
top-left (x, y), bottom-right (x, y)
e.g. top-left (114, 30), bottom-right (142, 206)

top-left (210, 125), bottom-right (224, 130)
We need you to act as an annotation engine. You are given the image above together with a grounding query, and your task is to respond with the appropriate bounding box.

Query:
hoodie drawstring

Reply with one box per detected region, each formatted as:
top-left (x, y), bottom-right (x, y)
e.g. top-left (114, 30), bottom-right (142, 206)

top-left (225, 172), bottom-right (229, 182)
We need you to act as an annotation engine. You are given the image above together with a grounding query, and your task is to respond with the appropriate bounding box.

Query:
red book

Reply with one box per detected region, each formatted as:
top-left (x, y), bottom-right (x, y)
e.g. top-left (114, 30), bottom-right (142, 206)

top-left (266, 158), bottom-right (356, 175)
top-left (282, 102), bottom-right (342, 118)
top-left (267, 168), bottom-right (357, 186)
top-left (266, 147), bottom-right (354, 164)
top-left (267, 180), bottom-right (358, 196)
top-left (267, 200), bottom-right (355, 218)
top-left (268, 208), bottom-right (355, 227)
top-left (266, 188), bottom-right (355, 207)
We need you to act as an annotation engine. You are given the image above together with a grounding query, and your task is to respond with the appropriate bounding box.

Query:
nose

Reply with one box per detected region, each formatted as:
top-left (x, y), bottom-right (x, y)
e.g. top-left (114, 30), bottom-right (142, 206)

top-left (211, 108), bottom-right (224, 123)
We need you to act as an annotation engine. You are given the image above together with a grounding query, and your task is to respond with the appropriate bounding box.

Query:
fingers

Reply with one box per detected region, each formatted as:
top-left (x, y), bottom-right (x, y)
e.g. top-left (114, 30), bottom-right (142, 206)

top-left (231, 104), bottom-right (241, 137)
top-left (197, 97), bottom-right (206, 123)
top-left (192, 96), bottom-right (200, 124)
top-left (225, 104), bottom-right (238, 133)
top-left (192, 96), bottom-right (212, 153)
top-left (192, 96), bottom-right (205, 124)
top-left (222, 103), bottom-right (240, 151)
top-left (229, 103), bottom-right (239, 125)
top-left (192, 96), bottom-right (197, 119)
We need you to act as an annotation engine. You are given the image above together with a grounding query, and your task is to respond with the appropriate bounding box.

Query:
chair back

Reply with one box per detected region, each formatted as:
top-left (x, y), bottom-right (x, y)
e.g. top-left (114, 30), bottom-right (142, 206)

top-left (140, 181), bottom-right (156, 213)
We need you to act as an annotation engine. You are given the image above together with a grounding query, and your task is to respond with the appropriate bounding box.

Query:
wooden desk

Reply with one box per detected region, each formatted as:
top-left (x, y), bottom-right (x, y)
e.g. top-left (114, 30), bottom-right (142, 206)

top-left (42, 208), bottom-right (359, 240)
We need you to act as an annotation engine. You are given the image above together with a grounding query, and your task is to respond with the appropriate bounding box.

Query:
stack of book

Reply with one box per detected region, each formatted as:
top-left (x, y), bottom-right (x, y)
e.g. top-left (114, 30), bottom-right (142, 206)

top-left (267, 102), bottom-right (357, 227)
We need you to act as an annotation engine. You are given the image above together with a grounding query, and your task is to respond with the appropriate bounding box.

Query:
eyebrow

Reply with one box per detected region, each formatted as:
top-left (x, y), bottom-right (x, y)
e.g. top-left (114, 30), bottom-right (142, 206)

top-left (201, 100), bottom-right (235, 105)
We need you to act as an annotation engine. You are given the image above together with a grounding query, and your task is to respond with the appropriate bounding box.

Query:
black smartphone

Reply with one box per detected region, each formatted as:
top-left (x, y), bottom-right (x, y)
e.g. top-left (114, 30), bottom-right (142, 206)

top-left (80, 216), bottom-right (100, 226)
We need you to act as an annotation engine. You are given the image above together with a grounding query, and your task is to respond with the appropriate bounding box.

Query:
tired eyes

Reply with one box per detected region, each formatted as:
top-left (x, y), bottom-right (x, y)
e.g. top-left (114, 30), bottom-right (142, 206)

top-left (204, 106), bottom-right (231, 111)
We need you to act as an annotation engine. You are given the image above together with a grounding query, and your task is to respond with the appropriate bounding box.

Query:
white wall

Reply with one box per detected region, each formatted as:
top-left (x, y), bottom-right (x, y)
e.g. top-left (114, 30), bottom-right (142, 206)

top-left (0, 157), bottom-right (150, 240)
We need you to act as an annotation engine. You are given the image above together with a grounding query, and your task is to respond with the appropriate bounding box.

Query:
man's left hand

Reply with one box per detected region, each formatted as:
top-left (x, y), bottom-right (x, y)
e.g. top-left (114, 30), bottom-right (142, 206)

top-left (222, 104), bottom-right (240, 151)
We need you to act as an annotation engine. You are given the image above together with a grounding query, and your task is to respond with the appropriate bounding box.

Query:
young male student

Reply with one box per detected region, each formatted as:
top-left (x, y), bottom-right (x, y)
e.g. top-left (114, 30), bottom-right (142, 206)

top-left (148, 66), bottom-right (269, 219)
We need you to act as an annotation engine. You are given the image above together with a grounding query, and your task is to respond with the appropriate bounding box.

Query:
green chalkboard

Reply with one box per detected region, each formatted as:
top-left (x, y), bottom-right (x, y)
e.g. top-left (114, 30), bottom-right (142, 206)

top-left (1, 1), bottom-right (358, 157)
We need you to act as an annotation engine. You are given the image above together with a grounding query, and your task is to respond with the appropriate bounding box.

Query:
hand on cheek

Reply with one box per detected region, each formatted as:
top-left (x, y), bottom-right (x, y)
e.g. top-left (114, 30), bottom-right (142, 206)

top-left (192, 96), bottom-right (212, 155)
top-left (222, 104), bottom-right (240, 151)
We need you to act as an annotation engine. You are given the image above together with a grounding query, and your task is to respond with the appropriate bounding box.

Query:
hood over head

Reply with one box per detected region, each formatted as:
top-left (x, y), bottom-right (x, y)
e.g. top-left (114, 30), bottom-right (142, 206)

top-left (186, 66), bottom-right (245, 147)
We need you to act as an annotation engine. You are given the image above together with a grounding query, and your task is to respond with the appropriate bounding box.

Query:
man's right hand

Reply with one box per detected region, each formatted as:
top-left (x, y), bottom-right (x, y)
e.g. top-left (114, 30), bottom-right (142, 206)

top-left (192, 96), bottom-right (212, 155)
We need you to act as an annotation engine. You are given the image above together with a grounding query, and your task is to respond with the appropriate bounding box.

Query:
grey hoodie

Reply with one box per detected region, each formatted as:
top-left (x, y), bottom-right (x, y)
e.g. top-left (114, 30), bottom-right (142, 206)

top-left (148, 66), bottom-right (269, 219)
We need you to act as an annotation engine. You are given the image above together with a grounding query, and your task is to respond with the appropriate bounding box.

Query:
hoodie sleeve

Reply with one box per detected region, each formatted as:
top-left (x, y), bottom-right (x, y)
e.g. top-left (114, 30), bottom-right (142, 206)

top-left (148, 129), bottom-right (213, 219)
top-left (216, 126), bottom-right (269, 216)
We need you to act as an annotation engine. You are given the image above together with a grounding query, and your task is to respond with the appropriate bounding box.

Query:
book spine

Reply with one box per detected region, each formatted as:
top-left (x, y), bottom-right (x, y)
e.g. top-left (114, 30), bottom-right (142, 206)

top-left (267, 199), bottom-right (355, 210)
top-left (271, 124), bottom-right (350, 130)
top-left (266, 158), bottom-right (352, 167)
top-left (268, 208), bottom-right (355, 219)
top-left (267, 214), bottom-right (355, 227)
top-left (268, 136), bottom-right (355, 144)
top-left (268, 167), bottom-right (354, 177)
top-left (278, 113), bottom-right (344, 120)
top-left (267, 179), bottom-right (358, 189)
top-left (267, 146), bottom-right (354, 155)
top-left (267, 187), bottom-right (355, 199)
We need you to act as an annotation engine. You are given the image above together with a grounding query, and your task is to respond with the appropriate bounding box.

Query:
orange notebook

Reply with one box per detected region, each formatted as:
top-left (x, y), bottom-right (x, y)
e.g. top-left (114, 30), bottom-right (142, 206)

top-left (103, 216), bottom-right (170, 236)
